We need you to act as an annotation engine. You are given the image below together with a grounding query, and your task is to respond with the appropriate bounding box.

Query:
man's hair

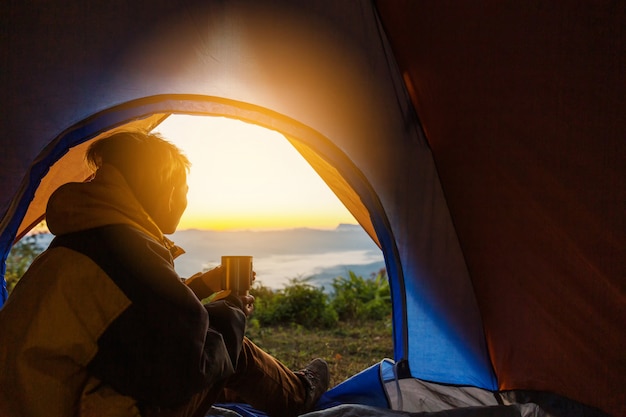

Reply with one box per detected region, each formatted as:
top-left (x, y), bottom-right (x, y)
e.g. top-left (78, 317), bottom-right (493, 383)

top-left (86, 130), bottom-right (190, 197)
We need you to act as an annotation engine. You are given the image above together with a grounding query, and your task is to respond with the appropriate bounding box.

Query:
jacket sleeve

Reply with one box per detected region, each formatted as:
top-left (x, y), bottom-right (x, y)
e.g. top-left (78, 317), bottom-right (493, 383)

top-left (204, 296), bottom-right (247, 367)
top-left (88, 293), bottom-right (246, 409)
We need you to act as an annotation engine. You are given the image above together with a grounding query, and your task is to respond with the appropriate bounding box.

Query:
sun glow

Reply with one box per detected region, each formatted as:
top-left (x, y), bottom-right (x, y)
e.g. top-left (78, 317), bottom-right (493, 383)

top-left (153, 115), bottom-right (357, 231)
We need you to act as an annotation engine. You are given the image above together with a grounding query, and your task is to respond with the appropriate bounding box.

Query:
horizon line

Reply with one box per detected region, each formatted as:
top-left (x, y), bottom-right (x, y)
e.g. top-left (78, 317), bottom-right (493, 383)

top-left (174, 223), bottom-right (361, 233)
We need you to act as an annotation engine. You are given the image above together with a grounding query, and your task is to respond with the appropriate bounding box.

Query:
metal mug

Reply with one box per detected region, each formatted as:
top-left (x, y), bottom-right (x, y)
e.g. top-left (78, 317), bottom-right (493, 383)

top-left (221, 255), bottom-right (253, 295)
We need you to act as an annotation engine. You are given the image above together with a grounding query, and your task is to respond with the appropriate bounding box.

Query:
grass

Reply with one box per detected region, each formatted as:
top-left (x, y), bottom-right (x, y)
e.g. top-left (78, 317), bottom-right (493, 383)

top-left (246, 319), bottom-right (394, 388)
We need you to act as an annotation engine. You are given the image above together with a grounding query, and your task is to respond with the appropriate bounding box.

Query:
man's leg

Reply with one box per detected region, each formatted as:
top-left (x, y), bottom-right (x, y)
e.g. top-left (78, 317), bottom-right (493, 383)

top-left (144, 337), bottom-right (328, 417)
top-left (221, 337), bottom-right (328, 417)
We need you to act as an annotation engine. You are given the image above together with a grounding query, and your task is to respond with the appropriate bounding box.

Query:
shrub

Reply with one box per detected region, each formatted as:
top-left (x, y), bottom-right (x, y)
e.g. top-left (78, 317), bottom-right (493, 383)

top-left (251, 270), bottom-right (391, 327)
top-left (330, 269), bottom-right (391, 321)
top-left (252, 277), bottom-right (338, 328)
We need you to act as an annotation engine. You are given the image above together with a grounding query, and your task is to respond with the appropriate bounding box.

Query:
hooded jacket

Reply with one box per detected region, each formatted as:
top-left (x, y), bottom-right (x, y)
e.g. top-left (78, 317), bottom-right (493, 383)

top-left (0, 165), bottom-right (245, 416)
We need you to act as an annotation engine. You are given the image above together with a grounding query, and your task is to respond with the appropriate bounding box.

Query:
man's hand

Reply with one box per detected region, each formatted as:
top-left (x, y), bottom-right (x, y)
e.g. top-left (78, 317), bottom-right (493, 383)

top-left (187, 266), bottom-right (257, 315)
top-left (240, 294), bottom-right (255, 317)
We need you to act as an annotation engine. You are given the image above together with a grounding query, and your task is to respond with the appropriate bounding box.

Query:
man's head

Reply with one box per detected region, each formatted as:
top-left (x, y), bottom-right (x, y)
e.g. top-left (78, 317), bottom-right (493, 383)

top-left (86, 130), bottom-right (191, 234)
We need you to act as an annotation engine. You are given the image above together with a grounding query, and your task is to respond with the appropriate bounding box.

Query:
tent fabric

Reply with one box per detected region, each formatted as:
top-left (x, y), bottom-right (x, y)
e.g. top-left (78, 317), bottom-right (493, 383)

top-left (375, 2), bottom-right (626, 416)
top-left (213, 360), bottom-right (611, 417)
top-left (1, 1), bottom-right (624, 416)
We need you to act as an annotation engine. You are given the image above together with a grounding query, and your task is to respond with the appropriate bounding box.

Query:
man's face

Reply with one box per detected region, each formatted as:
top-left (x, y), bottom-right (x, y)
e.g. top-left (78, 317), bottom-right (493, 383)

top-left (152, 173), bottom-right (188, 235)
top-left (168, 180), bottom-right (189, 231)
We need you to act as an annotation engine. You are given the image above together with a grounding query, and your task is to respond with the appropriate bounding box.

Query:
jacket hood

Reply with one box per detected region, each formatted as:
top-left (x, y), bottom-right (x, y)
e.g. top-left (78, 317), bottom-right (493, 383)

top-left (46, 164), bottom-right (180, 254)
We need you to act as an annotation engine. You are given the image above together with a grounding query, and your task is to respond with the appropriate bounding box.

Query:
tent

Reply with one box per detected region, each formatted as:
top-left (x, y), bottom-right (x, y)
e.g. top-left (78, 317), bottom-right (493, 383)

top-left (1, 1), bottom-right (624, 416)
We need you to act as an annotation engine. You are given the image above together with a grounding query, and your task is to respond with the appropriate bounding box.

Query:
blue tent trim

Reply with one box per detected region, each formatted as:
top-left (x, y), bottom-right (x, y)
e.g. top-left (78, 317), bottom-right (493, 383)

top-left (318, 360), bottom-right (392, 410)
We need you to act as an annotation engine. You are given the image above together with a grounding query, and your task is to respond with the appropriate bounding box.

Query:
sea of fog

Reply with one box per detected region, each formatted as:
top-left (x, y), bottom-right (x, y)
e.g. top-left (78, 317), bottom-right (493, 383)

top-left (171, 224), bottom-right (385, 290)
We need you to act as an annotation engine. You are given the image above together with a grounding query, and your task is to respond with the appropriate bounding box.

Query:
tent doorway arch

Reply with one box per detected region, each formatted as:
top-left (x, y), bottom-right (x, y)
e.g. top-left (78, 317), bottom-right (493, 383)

top-left (0, 95), bottom-right (406, 354)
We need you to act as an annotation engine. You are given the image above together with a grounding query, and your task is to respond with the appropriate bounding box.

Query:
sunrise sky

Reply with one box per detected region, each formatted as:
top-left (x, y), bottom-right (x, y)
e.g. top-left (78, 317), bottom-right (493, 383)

top-left (153, 115), bottom-right (357, 231)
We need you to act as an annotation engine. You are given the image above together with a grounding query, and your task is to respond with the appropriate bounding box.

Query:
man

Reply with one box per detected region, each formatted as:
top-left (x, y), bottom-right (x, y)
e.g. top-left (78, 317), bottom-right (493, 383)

top-left (0, 130), bottom-right (329, 417)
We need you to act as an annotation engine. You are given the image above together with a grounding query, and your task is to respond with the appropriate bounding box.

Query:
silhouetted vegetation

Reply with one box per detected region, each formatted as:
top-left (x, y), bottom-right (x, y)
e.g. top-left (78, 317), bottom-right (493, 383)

top-left (4, 234), bottom-right (46, 294)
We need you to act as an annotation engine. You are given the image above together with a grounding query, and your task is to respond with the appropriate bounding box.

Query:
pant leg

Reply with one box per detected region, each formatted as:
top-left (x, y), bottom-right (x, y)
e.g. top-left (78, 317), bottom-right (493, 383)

top-left (145, 337), bottom-right (306, 417)
top-left (222, 337), bottom-right (308, 417)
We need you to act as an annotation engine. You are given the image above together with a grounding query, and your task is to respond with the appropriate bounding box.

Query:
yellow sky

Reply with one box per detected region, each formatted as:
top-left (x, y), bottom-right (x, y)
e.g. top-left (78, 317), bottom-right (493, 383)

top-left (153, 115), bottom-right (357, 231)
